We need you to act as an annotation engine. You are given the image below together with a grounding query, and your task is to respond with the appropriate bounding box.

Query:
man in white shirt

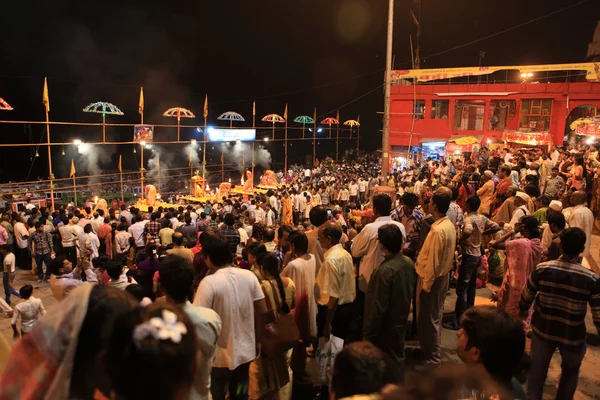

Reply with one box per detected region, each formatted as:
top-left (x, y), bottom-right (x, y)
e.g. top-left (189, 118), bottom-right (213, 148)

top-left (13, 218), bottom-right (30, 270)
top-left (316, 222), bottom-right (356, 341)
top-left (119, 205), bottom-right (132, 225)
top-left (348, 180), bottom-right (359, 204)
top-left (358, 178), bottom-right (367, 202)
top-left (567, 191), bottom-right (594, 258)
top-left (194, 235), bottom-right (267, 400)
top-left (254, 204), bottom-right (266, 224)
top-left (128, 214), bottom-right (148, 249)
top-left (265, 204), bottom-right (276, 227)
top-left (1, 245), bottom-right (20, 304)
top-left (24, 199), bottom-right (35, 211)
top-left (297, 193), bottom-right (307, 223)
top-left (304, 167), bottom-right (312, 181)
top-left (59, 216), bottom-right (79, 267)
top-left (352, 193), bottom-right (406, 293)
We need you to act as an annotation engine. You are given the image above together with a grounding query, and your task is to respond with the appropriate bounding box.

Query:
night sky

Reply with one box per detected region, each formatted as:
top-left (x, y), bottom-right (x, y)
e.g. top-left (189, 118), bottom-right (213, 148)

top-left (0, 0), bottom-right (597, 183)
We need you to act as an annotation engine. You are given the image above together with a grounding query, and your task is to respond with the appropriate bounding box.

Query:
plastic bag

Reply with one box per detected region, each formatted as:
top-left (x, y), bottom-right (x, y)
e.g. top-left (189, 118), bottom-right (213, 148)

top-left (315, 335), bottom-right (344, 384)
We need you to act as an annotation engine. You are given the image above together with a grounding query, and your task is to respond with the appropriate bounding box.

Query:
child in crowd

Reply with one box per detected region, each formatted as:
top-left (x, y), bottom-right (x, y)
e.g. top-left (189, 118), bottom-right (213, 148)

top-left (124, 283), bottom-right (152, 307)
top-left (11, 285), bottom-right (46, 339)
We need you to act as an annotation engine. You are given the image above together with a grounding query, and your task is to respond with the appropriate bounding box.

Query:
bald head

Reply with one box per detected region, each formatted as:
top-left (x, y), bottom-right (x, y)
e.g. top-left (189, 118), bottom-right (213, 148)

top-left (172, 231), bottom-right (184, 246)
top-left (507, 185), bottom-right (519, 197)
top-left (570, 191), bottom-right (587, 206)
top-left (436, 186), bottom-right (452, 198)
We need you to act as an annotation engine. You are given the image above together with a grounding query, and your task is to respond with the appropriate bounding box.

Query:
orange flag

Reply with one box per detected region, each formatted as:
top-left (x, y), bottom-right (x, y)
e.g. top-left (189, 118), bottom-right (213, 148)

top-left (283, 103), bottom-right (288, 120)
top-left (203, 95), bottom-right (209, 119)
top-left (138, 87), bottom-right (144, 115)
top-left (42, 77), bottom-right (50, 113)
top-left (118, 154), bottom-right (122, 172)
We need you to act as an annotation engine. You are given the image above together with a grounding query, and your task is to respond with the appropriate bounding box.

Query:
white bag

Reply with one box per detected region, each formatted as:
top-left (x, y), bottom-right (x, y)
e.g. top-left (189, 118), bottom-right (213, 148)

top-left (315, 335), bottom-right (344, 384)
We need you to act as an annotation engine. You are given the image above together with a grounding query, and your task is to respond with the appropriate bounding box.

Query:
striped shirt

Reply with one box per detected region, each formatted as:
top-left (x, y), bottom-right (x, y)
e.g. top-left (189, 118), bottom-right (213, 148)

top-left (520, 259), bottom-right (600, 346)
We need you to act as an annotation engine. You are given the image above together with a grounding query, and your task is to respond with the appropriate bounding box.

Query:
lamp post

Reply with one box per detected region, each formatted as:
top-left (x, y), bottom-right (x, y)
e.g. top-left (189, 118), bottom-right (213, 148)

top-left (381, 0), bottom-right (394, 180)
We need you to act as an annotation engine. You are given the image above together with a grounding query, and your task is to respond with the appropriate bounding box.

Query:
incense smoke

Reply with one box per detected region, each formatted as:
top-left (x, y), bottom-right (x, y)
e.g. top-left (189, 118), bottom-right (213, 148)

top-left (146, 146), bottom-right (173, 190)
top-left (76, 143), bottom-right (116, 185)
top-left (225, 142), bottom-right (272, 173)
top-left (185, 144), bottom-right (202, 170)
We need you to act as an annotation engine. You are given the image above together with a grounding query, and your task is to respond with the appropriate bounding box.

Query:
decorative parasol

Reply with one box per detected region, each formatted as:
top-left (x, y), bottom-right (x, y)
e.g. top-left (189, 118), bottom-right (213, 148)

top-left (83, 101), bottom-right (124, 142)
top-left (294, 115), bottom-right (315, 139)
top-left (321, 117), bottom-right (339, 139)
top-left (343, 119), bottom-right (360, 141)
top-left (0, 98), bottom-right (14, 111)
top-left (262, 114), bottom-right (285, 140)
top-left (343, 119), bottom-right (360, 127)
top-left (163, 107), bottom-right (196, 142)
top-left (218, 111), bottom-right (245, 128)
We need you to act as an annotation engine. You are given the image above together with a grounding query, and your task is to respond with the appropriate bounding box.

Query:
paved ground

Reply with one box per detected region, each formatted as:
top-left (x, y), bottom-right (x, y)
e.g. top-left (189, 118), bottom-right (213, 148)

top-left (1, 239), bottom-right (600, 399)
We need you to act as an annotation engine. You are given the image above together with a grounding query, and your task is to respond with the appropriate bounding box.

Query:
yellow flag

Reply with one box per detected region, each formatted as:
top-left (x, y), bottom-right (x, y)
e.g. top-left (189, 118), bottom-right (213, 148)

top-left (336, 110), bottom-right (340, 122)
top-left (118, 154), bottom-right (122, 172)
top-left (252, 101), bottom-right (256, 116)
top-left (42, 77), bottom-right (50, 113)
top-left (70, 159), bottom-right (76, 177)
top-left (283, 103), bottom-right (288, 120)
top-left (357, 115), bottom-right (360, 124)
top-left (203, 95), bottom-right (208, 119)
top-left (138, 87), bottom-right (144, 115)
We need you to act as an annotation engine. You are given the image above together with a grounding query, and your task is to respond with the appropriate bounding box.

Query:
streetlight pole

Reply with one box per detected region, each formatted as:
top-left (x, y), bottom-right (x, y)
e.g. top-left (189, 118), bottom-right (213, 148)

top-left (381, 0), bottom-right (394, 180)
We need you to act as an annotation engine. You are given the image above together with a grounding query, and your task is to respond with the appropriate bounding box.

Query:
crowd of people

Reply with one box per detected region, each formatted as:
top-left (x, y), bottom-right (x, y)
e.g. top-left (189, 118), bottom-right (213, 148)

top-left (0, 145), bottom-right (599, 399)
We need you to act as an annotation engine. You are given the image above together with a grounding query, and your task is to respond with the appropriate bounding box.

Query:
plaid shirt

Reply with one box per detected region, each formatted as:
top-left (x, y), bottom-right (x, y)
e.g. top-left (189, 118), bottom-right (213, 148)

top-left (219, 226), bottom-right (240, 255)
top-left (29, 231), bottom-right (53, 255)
top-left (144, 221), bottom-right (162, 239)
top-left (520, 259), bottom-right (600, 346)
top-left (391, 205), bottom-right (424, 251)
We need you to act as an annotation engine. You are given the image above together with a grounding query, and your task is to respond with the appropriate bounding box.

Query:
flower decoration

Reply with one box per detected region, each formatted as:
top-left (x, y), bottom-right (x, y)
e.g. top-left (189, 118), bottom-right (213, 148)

top-left (132, 309), bottom-right (188, 348)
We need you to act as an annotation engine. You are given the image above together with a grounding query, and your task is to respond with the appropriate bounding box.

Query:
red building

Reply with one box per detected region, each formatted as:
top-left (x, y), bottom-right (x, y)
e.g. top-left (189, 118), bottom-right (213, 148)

top-left (389, 69), bottom-right (600, 161)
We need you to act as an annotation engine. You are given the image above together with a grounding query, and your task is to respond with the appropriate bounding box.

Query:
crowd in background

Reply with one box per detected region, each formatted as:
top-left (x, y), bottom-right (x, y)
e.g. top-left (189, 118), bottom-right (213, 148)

top-left (0, 144), bottom-right (598, 400)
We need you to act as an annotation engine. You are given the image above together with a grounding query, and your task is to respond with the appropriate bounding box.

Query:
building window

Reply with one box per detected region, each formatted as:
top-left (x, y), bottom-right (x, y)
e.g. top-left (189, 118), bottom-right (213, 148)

top-left (431, 100), bottom-right (449, 120)
top-left (489, 100), bottom-right (516, 131)
top-left (413, 100), bottom-right (425, 119)
top-left (520, 99), bottom-right (552, 132)
top-left (453, 100), bottom-right (485, 131)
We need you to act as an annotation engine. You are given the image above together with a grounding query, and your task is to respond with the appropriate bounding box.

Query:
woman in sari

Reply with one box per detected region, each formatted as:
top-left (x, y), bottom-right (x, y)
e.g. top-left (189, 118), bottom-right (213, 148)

top-left (490, 215), bottom-right (543, 329)
top-left (281, 192), bottom-right (293, 227)
top-left (250, 254), bottom-right (292, 400)
top-left (0, 285), bottom-right (137, 399)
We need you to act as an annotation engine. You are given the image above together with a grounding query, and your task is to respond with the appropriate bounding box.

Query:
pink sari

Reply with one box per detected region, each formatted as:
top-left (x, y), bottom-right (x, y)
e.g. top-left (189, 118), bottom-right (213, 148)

top-left (497, 238), bottom-right (543, 328)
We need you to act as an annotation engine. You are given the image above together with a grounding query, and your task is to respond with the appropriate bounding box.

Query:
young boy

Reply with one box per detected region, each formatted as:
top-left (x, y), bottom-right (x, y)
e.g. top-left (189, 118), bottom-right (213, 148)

top-left (11, 285), bottom-right (46, 339)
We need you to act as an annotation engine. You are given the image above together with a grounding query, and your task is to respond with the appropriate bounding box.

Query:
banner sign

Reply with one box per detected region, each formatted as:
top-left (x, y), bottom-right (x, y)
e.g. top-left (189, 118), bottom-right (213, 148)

top-left (134, 125), bottom-right (154, 143)
top-left (392, 63), bottom-right (600, 83)
top-left (207, 127), bottom-right (256, 142)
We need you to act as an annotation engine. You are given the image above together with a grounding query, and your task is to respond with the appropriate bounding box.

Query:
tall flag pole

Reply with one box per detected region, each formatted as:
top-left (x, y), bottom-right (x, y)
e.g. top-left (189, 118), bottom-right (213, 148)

top-left (43, 77), bottom-right (55, 211)
top-left (357, 115), bottom-right (361, 153)
top-left (70, 159), bottom-right (77, 207)
top-left (203, 95), bottom-right (208, 181)
top-left (118, 155), bottom-right (124, 203)
top-left (157, 155), bottom-right (162, 195)
top-left (139, 87), bottom-right (145, 200)
top-left (252, 101), bottom-right (256, 184)
top-left (284, 103), bottom-right (288, 173)
top-left (336, 110), bottom-right (340, 161)
top-left (313, 108), bottom-right (317, 166)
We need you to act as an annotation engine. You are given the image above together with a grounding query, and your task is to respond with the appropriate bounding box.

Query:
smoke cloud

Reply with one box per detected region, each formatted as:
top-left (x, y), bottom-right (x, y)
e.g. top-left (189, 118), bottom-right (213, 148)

top-left (223, 142), bottom-right (272, 173)
top-left (76, 143), bottom-right (117, 186)
top-left (184, 144), bottom-right (202, 170)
